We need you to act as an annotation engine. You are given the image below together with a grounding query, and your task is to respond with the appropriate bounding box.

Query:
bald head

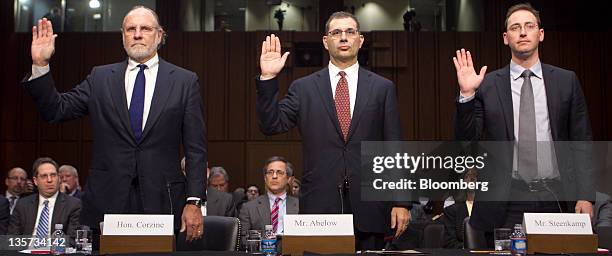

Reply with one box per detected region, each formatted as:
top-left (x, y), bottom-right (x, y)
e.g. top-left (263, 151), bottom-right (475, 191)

top-left (121, 6), bottom-right (164, 63)
top-left (5, 167), bottom-right (27, 196)
top-left (122, 6), bottom-right (161, 29)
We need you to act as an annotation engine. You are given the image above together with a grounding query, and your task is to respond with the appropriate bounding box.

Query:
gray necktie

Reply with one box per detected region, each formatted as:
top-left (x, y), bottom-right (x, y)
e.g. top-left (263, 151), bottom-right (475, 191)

top-left (518, 70), bottom-right (537, 182)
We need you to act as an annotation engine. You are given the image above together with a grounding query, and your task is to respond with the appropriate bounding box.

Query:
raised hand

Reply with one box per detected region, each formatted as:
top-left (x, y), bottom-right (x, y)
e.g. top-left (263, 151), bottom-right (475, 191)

top-left (452, 48), bottom-right (487, 96)
top-left (31, 18), bottom-right (57, 67)
top-left (260, 34), bottom-right (290, 80)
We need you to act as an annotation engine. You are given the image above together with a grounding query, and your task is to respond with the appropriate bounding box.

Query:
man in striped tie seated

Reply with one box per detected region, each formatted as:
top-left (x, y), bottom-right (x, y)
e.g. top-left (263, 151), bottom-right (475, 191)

top-left (239, 156), bottom-right (299, 247)
top-left (8, 157), bottom-right (81, 247)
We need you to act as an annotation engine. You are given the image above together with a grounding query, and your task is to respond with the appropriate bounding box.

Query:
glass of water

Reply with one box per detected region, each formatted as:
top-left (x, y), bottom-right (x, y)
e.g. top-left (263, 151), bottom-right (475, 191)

top-left (76, 228), bottom-right (92, 254)
top-left (246, 230), bottom-right (262, 253)
top-left (494, 228), bottom-right (512, 251)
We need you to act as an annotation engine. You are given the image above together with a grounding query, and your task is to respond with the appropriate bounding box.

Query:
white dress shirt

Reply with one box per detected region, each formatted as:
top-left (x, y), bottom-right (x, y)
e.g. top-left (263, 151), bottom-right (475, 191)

top-left (32, 192), bottom-right (59, 237)
top-left (328, 61), bottom-right (359, 117)
top-left (124, 54), bottom-right (159, 131)
top-left (5, 191), bottom-right (20, 214)
top-left (267, 191), bottom-right (287, 235)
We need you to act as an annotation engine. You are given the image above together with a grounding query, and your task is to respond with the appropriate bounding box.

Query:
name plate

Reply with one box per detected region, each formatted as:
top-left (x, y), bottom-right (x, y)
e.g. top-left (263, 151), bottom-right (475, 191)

top-left (284, 214), bottom-right (353, 236)
top-left (103, 214), bottom-right (174, 236)
top-left (523, 213), bottom-right (592, 235)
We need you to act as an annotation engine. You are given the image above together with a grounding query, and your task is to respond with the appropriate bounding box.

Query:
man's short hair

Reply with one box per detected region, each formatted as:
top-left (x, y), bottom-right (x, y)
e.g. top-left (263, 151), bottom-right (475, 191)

top-left (32, 157), bottom-right (59, 178)
top-left (262, 156), bottom-right (294, 177)
top-left (325, 11), bottom-right (361, 34)
top-left (59, 165), bottom-right (78, 177)
top-left (7, 167), bottom-right (27, 178)
top-left (209, 167), bottom-right (229, 182)
top-left (505, 3), bottom-right (541, 29)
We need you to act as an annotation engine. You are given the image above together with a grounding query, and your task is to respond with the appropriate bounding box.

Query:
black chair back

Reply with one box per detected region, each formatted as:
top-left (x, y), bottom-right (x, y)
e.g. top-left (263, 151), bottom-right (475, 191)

top-left (422, 223), bottom-right (445, 248)
top-left (463, 217), bottom-right (487, 249)
top-left (177, 216), bottom-right (241, 251)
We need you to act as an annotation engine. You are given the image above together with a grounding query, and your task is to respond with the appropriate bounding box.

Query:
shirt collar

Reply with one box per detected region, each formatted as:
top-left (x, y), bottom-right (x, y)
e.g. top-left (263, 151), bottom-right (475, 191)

top-left (128, 53), bottom-right (159, 71)
top-left (5, 191), bottom-right (18, 199)
top-left (267, 191), bottom-right (287, 202)
top-left (38, 191), bottom-right (59, 204)
top-left (510, 59), bottom-right (542, 80)
top-left (328, 61), bottom-right (360, 78)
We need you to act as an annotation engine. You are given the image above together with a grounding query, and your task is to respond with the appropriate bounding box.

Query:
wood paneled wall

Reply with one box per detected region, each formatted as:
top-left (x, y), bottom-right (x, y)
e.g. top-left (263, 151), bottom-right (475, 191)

top-left (2, 31), bottom-right (611, 191)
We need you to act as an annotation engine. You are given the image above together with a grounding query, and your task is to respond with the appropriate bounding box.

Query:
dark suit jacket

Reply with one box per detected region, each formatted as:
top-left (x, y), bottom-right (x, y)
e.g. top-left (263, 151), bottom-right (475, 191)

top-left (0, 197), bottom-right (9, 235)
top-left (206, 188), bottom-right (236, 217)
top-left (256, 67), bottom-right (406, 234)
top-left (238, 194), bottom-right (298, 245)
top-left (69, 189), bottom-right (83, 199)
top-left (8, 192), bottom-right (81, 239)
top-left (454, 63), bottom-right (593, 231)
top-left (22, 59), bottom-right (207, 229)
top-left (595, 192), bottom-right (612, 228)
top-left (442, 202), bottom-right (469, 249)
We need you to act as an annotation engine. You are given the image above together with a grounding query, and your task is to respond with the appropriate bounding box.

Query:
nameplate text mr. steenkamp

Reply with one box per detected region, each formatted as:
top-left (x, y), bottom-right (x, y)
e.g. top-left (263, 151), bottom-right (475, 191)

top-left (103, 214), bottom-right (174, 236)
top-left (523, 213), bottom-right (593, 235)
top-left (284, 214), bottom-right (353, 236)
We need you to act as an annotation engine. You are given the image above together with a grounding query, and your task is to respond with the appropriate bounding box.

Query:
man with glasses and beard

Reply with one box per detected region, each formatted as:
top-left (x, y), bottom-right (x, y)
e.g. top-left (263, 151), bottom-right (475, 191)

top-left (22, 6), bottom-right (207, 245)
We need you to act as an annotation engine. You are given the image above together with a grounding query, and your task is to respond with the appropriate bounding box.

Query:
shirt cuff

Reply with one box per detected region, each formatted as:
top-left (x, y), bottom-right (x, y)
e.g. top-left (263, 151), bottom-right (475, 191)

top-left (458, 91), bottom-right (475, 103)
top-left (187, 197), bottom-right (201, 201)
top-left (29, 65), bottom-right (50, 81)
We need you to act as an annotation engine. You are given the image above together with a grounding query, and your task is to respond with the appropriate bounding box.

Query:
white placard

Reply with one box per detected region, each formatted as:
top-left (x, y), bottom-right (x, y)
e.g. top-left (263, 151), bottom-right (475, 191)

top-left (103, 214), bottom-right (174, 236)
top-left (523, 213), bottom-right (593, 235)
top-left (284, 214), bottom-right (354, 236)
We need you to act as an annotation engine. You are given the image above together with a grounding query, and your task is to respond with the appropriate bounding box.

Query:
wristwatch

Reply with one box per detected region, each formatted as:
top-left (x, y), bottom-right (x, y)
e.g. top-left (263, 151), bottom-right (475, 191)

top-left (186, 198), bottom-right (202, 208)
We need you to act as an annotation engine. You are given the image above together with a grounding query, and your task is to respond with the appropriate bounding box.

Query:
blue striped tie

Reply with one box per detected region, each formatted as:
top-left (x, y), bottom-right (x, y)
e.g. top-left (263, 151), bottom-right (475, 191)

top-left (35, 200), bottom-right (50, 240)
top-left (129, 64), bottom-right (147, 141)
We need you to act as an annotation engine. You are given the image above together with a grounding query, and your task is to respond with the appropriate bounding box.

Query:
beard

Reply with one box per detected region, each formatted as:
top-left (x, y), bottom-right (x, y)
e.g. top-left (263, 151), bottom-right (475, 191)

top-left (125, 44), bottom-right (156, 62)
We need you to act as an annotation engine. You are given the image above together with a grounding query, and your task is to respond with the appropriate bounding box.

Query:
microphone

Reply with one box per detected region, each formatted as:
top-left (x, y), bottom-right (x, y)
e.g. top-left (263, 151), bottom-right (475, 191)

top-left (166, 182), bottom-right (174, 215)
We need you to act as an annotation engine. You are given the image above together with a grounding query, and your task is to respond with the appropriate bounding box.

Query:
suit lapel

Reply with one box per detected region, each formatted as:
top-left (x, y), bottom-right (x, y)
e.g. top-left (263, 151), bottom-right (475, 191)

top-left (109, 61), bottom-right (136, 144)
top-left (286, 196), bottom-right (299, 214)
top-left (314, 68), bottom-right (344, 141)
top-left (495, 65), bottom-right (515, 140)
top-left (140, 59), bottom-right (174, 143)
top-left (542, 64), bottom-right (559, 140)
top-left (256, 195), bottom-right (271, 226)
top-left (347, 68), bottom-right (373, 142)
top-left (50, 193), bottom-right (65, 226)
top-left (25, 196), bottom-right (38, 234)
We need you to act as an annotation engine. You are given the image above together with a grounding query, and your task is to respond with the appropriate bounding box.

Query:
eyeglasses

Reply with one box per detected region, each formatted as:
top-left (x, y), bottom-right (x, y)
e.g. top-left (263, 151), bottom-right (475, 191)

top-left (508, 22), bottom-right (538, 33)
top-left (327, 28), bottom-right (359, 39)
top-left (123, 25), bottom-right (159, 35)
top-left (7, 177), bottom-right (27, 182)
top-left (265, 169), bottom-right (287, 177)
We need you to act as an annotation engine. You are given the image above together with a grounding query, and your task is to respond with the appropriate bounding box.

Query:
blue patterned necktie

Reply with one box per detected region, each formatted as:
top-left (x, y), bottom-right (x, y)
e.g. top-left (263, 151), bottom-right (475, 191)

top-left (35, 200), bottom-right (50, 240)
top-left (129, 64), bottom-right (147, 141)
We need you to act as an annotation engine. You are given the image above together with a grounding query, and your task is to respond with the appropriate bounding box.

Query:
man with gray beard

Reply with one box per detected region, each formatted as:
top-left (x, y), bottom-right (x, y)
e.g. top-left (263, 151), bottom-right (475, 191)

top-left (21, 6), bottom-right (207, 244)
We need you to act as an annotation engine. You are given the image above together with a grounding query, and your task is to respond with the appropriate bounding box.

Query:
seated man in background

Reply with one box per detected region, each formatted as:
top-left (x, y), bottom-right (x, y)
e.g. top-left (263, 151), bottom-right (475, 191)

top-left (239, 156), bottom-right (299, 245)
top-left (58, 165), bottom-right (82, 198)
top-left (5, 167), bottom-right (29, 214)
top-left (181, 158), bottom-right (235, 217)
top-left (246, 185), bottom-right (260, 201)
top-left (9, 157), bottom-right (81, 241)
top-left (208, 167), bottom-right (230, 193)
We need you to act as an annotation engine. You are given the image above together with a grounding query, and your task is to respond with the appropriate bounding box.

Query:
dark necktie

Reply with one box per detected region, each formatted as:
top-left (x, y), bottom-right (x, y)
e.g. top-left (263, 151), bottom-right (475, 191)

top-left (129, 64), bottom-right (147, 141)
top-left (518, 69), bottom-right (537, 182)
top-left (9, 196), bottom-right (16, 213)
top-left (335, 71), bottom-right (351, 141)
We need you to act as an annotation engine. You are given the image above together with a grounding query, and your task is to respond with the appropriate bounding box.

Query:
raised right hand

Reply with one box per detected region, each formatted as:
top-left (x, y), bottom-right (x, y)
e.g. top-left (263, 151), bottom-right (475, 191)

top-left (31, 18), bottom-right (57, 67)
top-left (260, 34), bottom-right (290, 80)
top-left (452, 48), bottom-right (487, 97)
